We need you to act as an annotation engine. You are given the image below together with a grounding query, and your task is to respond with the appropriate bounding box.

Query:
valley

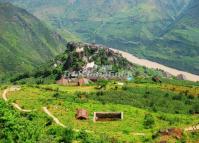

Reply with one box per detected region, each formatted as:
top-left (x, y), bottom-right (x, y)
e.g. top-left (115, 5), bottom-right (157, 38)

top-left (0, 41), bottom-right (199, 142)
top-left (111, 48), bottom-right (199, 82)
top-left (2, 0), bottom-right (199, 74)
top-left (0, 1), bottom-right (198, 143)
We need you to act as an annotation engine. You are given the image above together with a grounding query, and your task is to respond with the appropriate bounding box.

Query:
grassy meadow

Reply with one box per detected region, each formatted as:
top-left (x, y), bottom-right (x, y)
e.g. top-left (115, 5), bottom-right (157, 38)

top-left (1, 80), bottom-right (198, 142)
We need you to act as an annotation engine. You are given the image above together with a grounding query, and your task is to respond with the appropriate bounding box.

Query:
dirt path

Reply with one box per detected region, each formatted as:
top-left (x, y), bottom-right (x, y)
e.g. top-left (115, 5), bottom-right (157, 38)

top-left (2, 88), bottom-right (9, 102)
top-left (111, 48), bottom-right (199, 82)
top-left (132, 133), bottom-right (146, 136)
top-left (42, 107), bottom-right (93, 133)
top-left (11, 103), bottom-right (32, 112)
top-left (2, 86), bottom-right (21, 101)
top-left (42, 107), bottom-right (67, 128)
top-left (2, 86), bottom-right (32, 112)
top-left (3, 86), bottom-right (198, 134)
top-left (184, 124), bottom-right (199, 132)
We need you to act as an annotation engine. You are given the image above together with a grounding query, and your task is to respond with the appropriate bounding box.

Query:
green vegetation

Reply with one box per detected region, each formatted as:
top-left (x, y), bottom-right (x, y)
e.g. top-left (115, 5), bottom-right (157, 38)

top-left (89, 80), bottom-right (199, 114)
top-left (0, 100), bottom-right (114, 143)
top-left (0, 1), bottom-right (198, 143)
top-left (144, 114), bottom-right (155, 129)
top-left (3, 0), bottom-right (199, 74)
top-left (0, 3), bottom-right (69, 74)
top-left (3, 42), bottom-right (166, 84)
top-left (137, 0), bottom-right (199, 74)
top-left (1, 79), bottom-right (198, 142)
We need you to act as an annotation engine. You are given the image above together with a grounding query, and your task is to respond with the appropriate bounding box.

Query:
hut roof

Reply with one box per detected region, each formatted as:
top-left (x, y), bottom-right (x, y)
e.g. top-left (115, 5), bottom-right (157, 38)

top-left (78, 78), bottom-right (90, 85)
top-left (56, 76), bottom-right (69, 85)
top-left (76, 109), bottom-right (88, 120)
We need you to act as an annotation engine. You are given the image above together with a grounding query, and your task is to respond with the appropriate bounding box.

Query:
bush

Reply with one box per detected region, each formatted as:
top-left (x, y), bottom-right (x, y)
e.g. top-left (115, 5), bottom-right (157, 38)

top-left (144, 114), bottom-right (155, 129)
top-left (61, 128), bottom-right (74, 143)
top-left (172, 94), bottom-right (183, 100)
top-left (77, 130), bottom-right (92, 143)
top-left (189, 103), bottom-right (199, 114)
top-left (0, 101), bottom-right (43, 142)
top-left (96, 91), bottom-right (104, 96)
top-left (122, 85), bottom-right (130, 91)
top-left (53, 92), bottom-right (61, 99)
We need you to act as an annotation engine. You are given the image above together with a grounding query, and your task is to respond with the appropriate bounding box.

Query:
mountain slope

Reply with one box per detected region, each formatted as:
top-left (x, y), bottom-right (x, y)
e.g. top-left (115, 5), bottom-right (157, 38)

top-left (139, 0), bottom-right (199, 74)
top-left (0, 0), bottom-right (198, 74)
top-left (3, 0), bottom-right (190, 41)
top-left (9, 42), bottom-right (167, 84)
top-left (0, 3), bottom-right (67, 74)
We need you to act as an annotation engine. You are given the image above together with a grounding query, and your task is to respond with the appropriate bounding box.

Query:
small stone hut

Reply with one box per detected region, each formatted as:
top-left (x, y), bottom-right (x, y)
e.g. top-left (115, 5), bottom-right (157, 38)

top-left (93, 112), bottom-right (123, 122)
top-left (78, 78), bottom-right (90, 86)
top-left (56, 76), bottom-right (69, 85)
top-left (76, 109), bottom-right (89, 120)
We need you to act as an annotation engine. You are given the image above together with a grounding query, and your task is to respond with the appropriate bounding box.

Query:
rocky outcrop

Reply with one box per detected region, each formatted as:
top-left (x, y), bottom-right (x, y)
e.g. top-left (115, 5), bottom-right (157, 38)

top-left (62, 42), bottom-right (132, 72)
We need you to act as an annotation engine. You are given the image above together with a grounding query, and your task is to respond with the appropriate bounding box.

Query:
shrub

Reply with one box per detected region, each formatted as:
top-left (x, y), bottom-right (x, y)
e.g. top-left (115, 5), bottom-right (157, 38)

top-left (189, 103), bottom-right (199, 114)
top-left (61, 128), bottom-right (74, 143)
top-left (173, 94), bottom-right (182, 100)
top-left (77, 130), bottom-right (92, 143)
top-left (144, 114), bottom-right (155, 129)
top-left (96, 91), bottom-right (104, 96)
top-left (53, 92), bottom-right (61, 99)
top-left (122, 86), bottom-right (128, 90)
top-left (36, 79), bottom-right (44, 84)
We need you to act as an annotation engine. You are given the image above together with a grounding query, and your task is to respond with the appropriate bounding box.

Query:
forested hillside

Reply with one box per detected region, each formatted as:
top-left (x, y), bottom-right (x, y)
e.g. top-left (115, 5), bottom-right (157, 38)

top-left (0, 3), bottom-right (67, 74)
top-left (135, 0), bottom-right (199, 74)
top-left (2, 0), bottom-right (198, 74)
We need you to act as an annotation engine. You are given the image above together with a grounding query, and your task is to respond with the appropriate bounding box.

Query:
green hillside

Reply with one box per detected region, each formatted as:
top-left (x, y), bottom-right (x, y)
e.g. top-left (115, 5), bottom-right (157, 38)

top-left (0, 3), bottom-right (68, 75)
top-left (0, 78), bottom-right (198, 142)
top-left (8, 42), bottom-right (166, 84)
top-left (0, 1), bottom-right (199, 143)
top-left (134, 0), bottom-right (199, 74)
top-left (2, 0), bottom-right (199, 74)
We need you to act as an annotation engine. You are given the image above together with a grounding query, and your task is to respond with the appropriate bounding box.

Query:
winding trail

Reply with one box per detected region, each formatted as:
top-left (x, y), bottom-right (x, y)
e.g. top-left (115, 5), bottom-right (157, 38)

top-left (42, 107), bottom-right (92, 133)
top-left (11, 103), bottom-right (32, 112)
top-left (2, 86), bottom-right (198, 133)
top-left (2, 86), bottom-right (32, 112)
top-left (2, 86), bottom-right (21, 101)
top-left (42, 107), bottom-right (66, 128)
top-left (184, 124), bottom-right (199, 132)
top-left (111, 48), bottom-right (199, 82)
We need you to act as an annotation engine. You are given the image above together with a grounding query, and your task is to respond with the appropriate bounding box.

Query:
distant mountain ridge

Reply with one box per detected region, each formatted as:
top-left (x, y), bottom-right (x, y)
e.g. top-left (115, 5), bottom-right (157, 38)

top-left (0, 3), bottom-right (67, 74)
top-left (0, 0), bottom-right (199, 74)
top-left (143, 0), bottom-right (199, 74)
